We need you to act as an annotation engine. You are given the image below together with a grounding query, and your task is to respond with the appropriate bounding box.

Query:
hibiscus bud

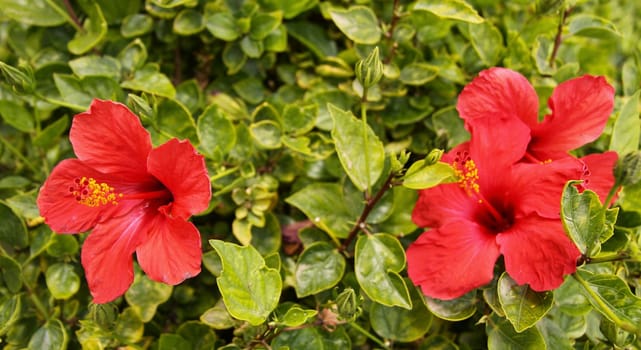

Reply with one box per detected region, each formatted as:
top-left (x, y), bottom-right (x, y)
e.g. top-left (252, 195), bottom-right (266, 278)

top-left (90, 303), bottom-right (119, 330)
top-left (600, 318), bottom-right (635, 348)
top-left (615, 151), bottom-right (641, 186)
top-left (0, 60), bottom-right (35, 93)
top-left (355, 47), bottom-right (383, 88)
top-left (335, 288), bottom-right (362, 322)
top-left (426, 149), bottom-right (444, 165)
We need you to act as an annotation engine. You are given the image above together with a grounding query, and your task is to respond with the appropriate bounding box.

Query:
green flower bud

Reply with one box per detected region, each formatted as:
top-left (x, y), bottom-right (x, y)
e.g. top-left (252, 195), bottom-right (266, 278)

top-left (90, 303), bottom-right (119, 330)
top-left (0, 60), bottom-right (35, 93)
top-left (426, 149), bottom-right (444, 165)
top-left (355, 47), bottom-right (383, 88)
top-left (615, 151), bottom-right (641, 186)
top-left (335, 288), bottom-right (362, 322)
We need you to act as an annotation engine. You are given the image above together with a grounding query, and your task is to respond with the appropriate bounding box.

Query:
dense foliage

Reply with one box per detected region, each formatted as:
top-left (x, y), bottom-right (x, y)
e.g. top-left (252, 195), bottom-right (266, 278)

top-left (1, 0), bottom-right (641, 349)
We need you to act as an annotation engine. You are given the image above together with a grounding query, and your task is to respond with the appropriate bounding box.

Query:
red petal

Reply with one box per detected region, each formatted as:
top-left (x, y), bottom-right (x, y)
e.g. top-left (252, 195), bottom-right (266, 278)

top-left (457, 67), bottom-right (539, 128)
top-left (147, 138), bottom-right (211, 219)
top-left (579, 152), bottom-right (618, 204)
top-left (36, 159), bottom-right (137, 233)
top-left (407, 221), bottom-right (500, 300)
top-left (497, 215), bottom-right (580, 291)
top-left (529, 75), bottom-right (615, 160)
top-left (70, 99), bottom-right (153, 181)
top-left (412, 183), bottom-right (477, 228)
top-left (510, 157), bottom-right (584, 219)
top-left (136, 211), bottom-right (201, 285)
top-left (81, 209), bottom-right (152, 303)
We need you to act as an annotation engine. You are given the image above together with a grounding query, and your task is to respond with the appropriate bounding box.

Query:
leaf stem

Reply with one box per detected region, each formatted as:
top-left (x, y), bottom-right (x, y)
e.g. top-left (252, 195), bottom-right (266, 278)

top-left (348, 321), bottom-right (390, 350)
top-left (549, 7), bottom-right (572, 68)
top-left (59, 0), bottom-right (84, 32)
top-left (361, 86), bottom-right (371, 197)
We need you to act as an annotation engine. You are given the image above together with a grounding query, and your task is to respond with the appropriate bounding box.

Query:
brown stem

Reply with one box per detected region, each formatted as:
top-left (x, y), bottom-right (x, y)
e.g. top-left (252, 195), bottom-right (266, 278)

top-left (339, 172), bottom-right (397, 252)
top-left (384, 0), bottom-right (402, 64)
top-left (62, 0), bottom-right (84, 32)
top-left (549, 7), bottom-right (572, 68)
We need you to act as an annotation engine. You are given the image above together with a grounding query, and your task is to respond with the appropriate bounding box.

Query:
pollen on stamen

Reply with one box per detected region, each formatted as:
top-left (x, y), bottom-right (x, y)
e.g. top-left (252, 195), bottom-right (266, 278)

top-left (452, 151), bottom-right (480, 196)
top-left (70, 177), bottom-right (122, 207)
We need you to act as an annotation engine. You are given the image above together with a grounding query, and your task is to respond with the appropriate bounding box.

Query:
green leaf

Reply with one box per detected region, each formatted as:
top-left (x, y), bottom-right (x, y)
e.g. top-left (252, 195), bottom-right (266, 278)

top-left (173, 9), bottom-right (204, 35)
top-left (469, 21), bottom-right (504, 66)
top-left (295, 242), bottom-right (346, 297)
top-left (532, 35), bottom-right (555, 75)
top-left (274, 303), bottom-right (318, 327)
top-left (209, 240), bottom-right (282, 326)
top-left (69, 55), bottom-right (122, 80)
top-left (568, 14), bottom-right (621, 39)
top-left (610, 90), bottom-right (640, 155)
top-left (286, 21), bottom-right (337, 58)
top-left (121, 64), bottom-right (176, 98)
top-left (240, 36), bottom-right (264, 58)
top-left (46, 234), bottom-right (79, 257)
top-left (260, 0), bottom-right (318, 19)
top-left (355, 233), bottom-right (411, 309)
top-left (0, 0), bottom-right (66, 26)
top-left (53, 74), bottom-right (123, 110)
top-left (67, 1), bottom-right (108, 55)
top-left (0, 295), bottom-right (21, 336)
top-left (575, 269), bottom-right (641, 335)
top-left (200, 299), bottom-right (235, 329)
top-left (272, 326), bottom-right (351, 349)
top-left (250, 120), bottom-right (282, 149)
top-left (399, 62), bottom-right (440, 85)
top-left (561, 181), bottom-right (618, 257)
top-left (121, 14), bottom-right (154, 38)
top-left (486, 313), bottom-right (546, 350)
top-left (413, 0), bottom-right (484, 23)
top-left (282, 104), bottom-right (317, 135)
top-left (328, 6), bottom-right (381, 44)
top-left (118, 39), bottom-right (148, 74)
top-left (205, 12), bottom-right (241, 41)
top-left (155, 98), bottom-right (197, 141)
top-left (424, 291), bottom-right (477, 321)
top-left (176, 321), bottom-right (217, 350)
top-left (45, 263), bottom-right (80, 300)
top-left (403, 160), bottom-right (457, 189)
top-left (197, 104), bottom-right (236, 157)
top-left (369, 283), bottom-right (432, 342)
top-left (329, 104), bottom-right (385, 192)
top-left (498, 273), bottom-right (553, 332)
top-left (28, 319), bottom-right (68, 350)
top-left (0, 100), bottom-right (34, 132)
top-left (0, 202), bottom-right (28, 248)
top-left (115, 307), bottom-right (144, 343)
top-left (285, 182), bottom-right (353, 239)
top-left (0, 255), bottom-right (22, 293)
top-left (159, 334), bottom-right (191, 350)
top-left (250, 11), bottom-right (282, 40)
top-left (125, 272), bottom-right (173, 322)
top-left (232, 77), bottom-right (266, 104)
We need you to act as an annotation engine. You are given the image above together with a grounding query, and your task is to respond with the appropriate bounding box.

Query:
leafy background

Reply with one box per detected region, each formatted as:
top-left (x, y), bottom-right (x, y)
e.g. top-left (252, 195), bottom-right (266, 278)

top-left (1, 0), bottom-right (641, 349)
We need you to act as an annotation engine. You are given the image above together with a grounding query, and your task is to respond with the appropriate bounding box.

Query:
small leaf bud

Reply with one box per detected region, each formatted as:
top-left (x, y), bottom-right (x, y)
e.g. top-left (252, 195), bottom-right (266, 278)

top-left (335, 288), bottom-right (362, 322)
top-left (426, 149), bottom-right (444, 165)
top-left (355, 47), bottom-right (383, 88)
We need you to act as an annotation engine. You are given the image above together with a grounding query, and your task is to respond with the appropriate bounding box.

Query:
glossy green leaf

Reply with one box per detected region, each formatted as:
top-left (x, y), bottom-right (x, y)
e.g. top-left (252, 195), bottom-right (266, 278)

top-left (69, 55), bottom-right (121, 80)
top-left (329, 6), bottom-right (381, 44)
top-left (355, 233), bottom-right (411, 309)
top-left (469, 21), bottom-right (504, 66)
top-left (399, 62), bottom-right (440, 85)
top-left (233, 77), bottom-right (266, 104)
top-left (209, 240), bottom-right (281, 325)
top-left (498, 273), bottom-right (553, 332)
top-left (159, 334), bottom-right (190, 350)
top-left (424, 291), bottom-right (477, 321)
top-left (118, 39), bottom-right (148, 73)
top-left (286, 21), bottom-right (337, 58)
top-left (121, 14), bottom-right (154, 38)
top-left (121, 64), bottom-right (176, 98)
top-left (46, 234), bottom-right (79, 257)
top-left (0, 202), bottom-right (28, 248)
top-left (295, 242), bottom-right (346, 297)
top-left (125, 272), bottom-right (173, 322)
top-left (53, 74), bottom-right (123, 110)
top-left (45, 263), bottom-right (80, 299)
top-left (0, 100), bottom-right (34, 132)
top-left (240, 36), bottom-right (264, 58)
top-left (250, 11), bottom-right (282, 40)
top-left (173, 9), bottom-right (204, 35)
top-left (205, 12), bottom-right (241, 41)
top-left (28, 319), bottom-right (68, 350)
top-left (413, 0), bottom-right (484, 23)
top-left (250, 120), bottom-right (282, 149)
top-left (261, 0), bottom-right (318, 19)
top-left (115, 307), bottom-right (144, 343)
top-left (403, 160), bottom-right (457, 189)
top-left (285, 182), bottom-right (353, 239)
top-left (67, 2), bottom-right (108, 55)
top-left (329, 104), bottom-right (385, 192)
top-left (575, 269), bottom-right (641, 335)
top-left (201, 299), bottom-right (235, 329)
top-left (264, 25), bottom-right (288, 52)
top-left (272, 326), bottom-right (351, 349)
top-left (568, 14), bottom-right (621, 39)
top-left (0, 255), bottom-right (22, 293)
top-left (561, 181), bottom-right (618, 257)
top-left (610, 90), bottom-right (640, 155)
top-left (197, 104), bottom-right (236, 157)
top-left (486, 313), bottom-right (546, 350)
top-left (370, 283), bottom-right (432, 342)
top-left (38, 116), bottom-right (68, 149)
top-left (0, 295), bottom-right (21, 336)
top-left (155, 98), bottom-right (197, 141)
top-left (176, 321), bottom-right (217, 350)
top-left (282, 104), bottom-right (317, 135)
top-left (0, 0), bottom-right (66, 26)
top-left (274, 303), bottom-right (318, 327)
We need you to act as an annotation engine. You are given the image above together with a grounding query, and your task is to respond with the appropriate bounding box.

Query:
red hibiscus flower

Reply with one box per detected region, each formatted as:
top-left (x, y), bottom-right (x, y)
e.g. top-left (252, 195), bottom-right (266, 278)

top-left (37, 99), bottom-right (211, 303)
top-left (407, 117), bottom-right (596, 300)
top-left (456, 67), bottom-right (618, 202)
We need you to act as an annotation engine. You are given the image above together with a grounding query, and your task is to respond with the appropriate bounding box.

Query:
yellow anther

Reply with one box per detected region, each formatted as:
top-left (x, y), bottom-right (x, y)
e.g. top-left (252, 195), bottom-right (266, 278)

top-left (70, 177), bottom-right (122, 207)
top-left (452, 152), bottom-right (481, 196)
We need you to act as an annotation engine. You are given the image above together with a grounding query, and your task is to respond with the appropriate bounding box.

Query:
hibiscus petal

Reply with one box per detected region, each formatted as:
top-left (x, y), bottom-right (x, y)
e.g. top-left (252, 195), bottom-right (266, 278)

top-left (147, 138), bottom-right (211, 219)
top-left (510, 157), bottom-right (584, 219)
top-left (579, 152), bottom-right (618, 204)
top-left (407, 221), bottom-right (500, 300)
top-left (136, 211), bottom-right (201, 285)
top-left (70, 99), bottom-right (153, 181)
top-left (457, 67), bottom-right (539, 128)
top-left (529, 75), bottom-right (615, 159)
top-left (497, 215), bottom-right (580, 292)
top-left (36, 159), bottom-right (136, 233)
top-left (81, 208), bottom-right (151, 303)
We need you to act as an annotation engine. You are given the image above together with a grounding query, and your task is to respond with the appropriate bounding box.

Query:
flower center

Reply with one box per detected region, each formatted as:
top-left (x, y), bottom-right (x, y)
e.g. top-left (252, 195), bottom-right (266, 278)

top-left (69, 177), bottom-right (123, 207)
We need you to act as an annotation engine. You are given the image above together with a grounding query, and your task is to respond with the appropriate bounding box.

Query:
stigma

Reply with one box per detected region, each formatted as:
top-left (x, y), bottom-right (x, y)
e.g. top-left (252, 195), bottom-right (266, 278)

top-left (69, 177), bottom-right (123, 207)
top-left (453, 151), bottom-right (480, 196)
